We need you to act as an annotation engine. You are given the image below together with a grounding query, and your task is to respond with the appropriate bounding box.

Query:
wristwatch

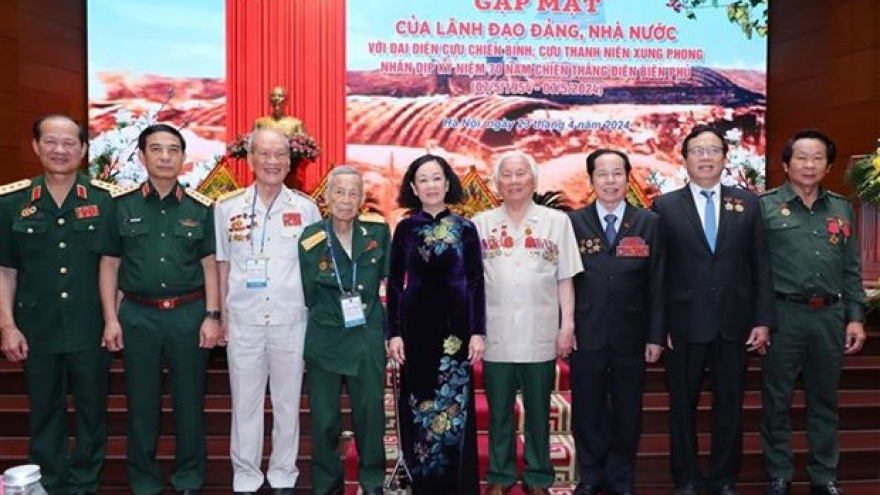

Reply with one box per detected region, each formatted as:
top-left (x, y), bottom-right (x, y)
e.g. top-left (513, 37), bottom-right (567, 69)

top-left (204, 310), bottom-right (222, 321)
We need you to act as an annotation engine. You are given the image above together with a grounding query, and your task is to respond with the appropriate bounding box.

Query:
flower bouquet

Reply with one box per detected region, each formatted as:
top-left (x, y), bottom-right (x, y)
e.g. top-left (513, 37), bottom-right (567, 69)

top-left (226, 132), bottom-right (321, 164)
top-left (844, 138), bottom-right (880, 206)
top-left (88, 89), bottom-right (219, 188)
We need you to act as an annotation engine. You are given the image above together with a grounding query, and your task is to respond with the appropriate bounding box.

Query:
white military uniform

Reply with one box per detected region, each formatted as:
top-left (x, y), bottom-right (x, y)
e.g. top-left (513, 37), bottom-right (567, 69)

top-left (214, 185), bottom-right (321, 491)
top-left (472, 202), bottom-right (583, 362)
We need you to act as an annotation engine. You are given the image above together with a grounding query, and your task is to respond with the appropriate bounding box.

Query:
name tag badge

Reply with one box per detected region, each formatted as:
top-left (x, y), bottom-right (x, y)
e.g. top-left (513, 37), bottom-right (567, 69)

top-left (245, 257), bottom-right (269, 288)
top-left (340, 292), bottom-right (366, 328)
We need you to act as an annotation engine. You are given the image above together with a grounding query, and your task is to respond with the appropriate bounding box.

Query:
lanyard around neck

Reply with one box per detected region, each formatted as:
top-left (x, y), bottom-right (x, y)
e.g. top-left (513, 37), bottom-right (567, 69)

top-left (249, 189), bottom-right (281, 255)
top-left (325, 220), bottom-right (357, 294)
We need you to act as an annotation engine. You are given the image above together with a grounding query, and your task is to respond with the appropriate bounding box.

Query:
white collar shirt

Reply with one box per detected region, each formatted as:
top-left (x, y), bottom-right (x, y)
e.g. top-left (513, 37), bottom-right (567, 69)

top-left (215, 185), bottom-right (322, 325)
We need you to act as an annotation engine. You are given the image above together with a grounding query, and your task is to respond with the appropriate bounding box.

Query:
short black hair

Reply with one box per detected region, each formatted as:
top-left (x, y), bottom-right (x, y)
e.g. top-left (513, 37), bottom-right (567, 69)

top-left (32, 114), bottom-right (88, 145)
top-left (782, 129), bottom-right (837, 165)
top-left (137, 124), bottom-right (186, 152)
top-left (681, 124), bottom-right (728, 160)
top-left (586, 149), bottom-right (631, 178)
top-left (397, 154), bottom-right (464, 209)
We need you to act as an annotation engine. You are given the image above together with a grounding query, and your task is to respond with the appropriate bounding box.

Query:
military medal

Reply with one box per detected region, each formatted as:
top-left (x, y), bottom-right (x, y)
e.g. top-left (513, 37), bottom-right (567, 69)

top-left (735, 204), bottom-right (744, 212)
top-left (725, 202), bottom-right (734, 211)
top-left (20, 205), bottom-right (36, 218)
top-left (75, 204), bottom-right (100, 219)
top-left (780, 204), bottom-right (791, 216)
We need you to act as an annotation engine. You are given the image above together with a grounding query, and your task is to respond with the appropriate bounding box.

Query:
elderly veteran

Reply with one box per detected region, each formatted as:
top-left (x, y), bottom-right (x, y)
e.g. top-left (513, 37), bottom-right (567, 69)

top-left (472, 151), bottom-right (583, 495)
top-left (298, 165), bottom-right (391, 495)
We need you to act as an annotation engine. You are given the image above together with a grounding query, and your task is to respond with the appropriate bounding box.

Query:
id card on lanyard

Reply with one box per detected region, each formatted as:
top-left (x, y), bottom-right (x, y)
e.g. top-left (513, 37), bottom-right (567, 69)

top-left (326, 222), bottom-right (366, 328)
top-left (246, 190), bottom-right (280, 289)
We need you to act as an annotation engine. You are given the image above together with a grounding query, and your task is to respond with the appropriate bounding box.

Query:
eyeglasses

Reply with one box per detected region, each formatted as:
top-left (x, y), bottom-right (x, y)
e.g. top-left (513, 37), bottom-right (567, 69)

top-left (688, 146), bottom-right (724, 158)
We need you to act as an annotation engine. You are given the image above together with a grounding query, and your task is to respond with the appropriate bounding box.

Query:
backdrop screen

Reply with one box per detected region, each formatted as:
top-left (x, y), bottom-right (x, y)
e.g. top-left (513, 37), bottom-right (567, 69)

top-left (87, 0), bottom-right (768, 215)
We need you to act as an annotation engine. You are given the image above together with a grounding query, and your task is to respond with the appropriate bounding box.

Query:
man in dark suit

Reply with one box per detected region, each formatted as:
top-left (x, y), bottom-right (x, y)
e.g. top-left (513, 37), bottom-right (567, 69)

top-left (569, 149), bottom-right (665, 495)
top-left (652, 125), bottom-right (774, 495)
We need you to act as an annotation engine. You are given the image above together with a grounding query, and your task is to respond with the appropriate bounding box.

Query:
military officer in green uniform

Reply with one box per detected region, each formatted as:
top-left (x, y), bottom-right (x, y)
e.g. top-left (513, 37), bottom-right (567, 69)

top-left (298, 166), bottom-right (390, 495)
top-left (0, 114), bottom-right (113, 495)
top-left (98, 124), bottom-right (221, 495)
top-left (759, 130), bottom-right (867, 495)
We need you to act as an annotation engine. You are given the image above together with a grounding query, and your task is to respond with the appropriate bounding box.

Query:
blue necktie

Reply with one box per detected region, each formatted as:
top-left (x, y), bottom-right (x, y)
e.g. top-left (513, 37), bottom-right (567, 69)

top-left (604, 213), bottom-right (617, 245)
top-left (700, 190), bottom-right (717, 252)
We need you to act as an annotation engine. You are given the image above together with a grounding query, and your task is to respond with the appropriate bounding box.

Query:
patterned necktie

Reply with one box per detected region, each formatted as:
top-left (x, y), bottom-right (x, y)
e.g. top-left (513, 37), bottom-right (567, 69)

top-left (604, 213), bottom-right (617, 245)
top-left (700, 190), bottom-right (717, 252)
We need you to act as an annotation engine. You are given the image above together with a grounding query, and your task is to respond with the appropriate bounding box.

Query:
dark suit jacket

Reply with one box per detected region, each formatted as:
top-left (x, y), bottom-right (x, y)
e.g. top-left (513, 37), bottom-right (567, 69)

top-left (569, 203), bottom-right (665, 354)
top-left (652, 185), bottom-right (774, 345)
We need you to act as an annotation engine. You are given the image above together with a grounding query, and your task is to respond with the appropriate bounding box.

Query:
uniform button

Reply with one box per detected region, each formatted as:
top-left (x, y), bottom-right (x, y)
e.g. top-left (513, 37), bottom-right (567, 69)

top-left (371, 258), bottom-right (376, 264)
top-left (88, 225), bottom-right (95, 231)
top-left (60, 292), bottom-right (69, 299)
top-left (265, 297), bottom-right (270, 301)
top-left (160, 232), bottom-right (166, 238)
top-left (362, 303), bottom-right (367, 309)
top-left (161, 282), bottom-right (167, 288)
top-left (357, 284), bottom-right (364, 291)
top-left (59, 242), bottom-right (67, 249)
top-left (160, 257), bottom-right (166, 263)
top-left (161, 210), bottom-right (166, 215)
top-left (26, 228), bottom-right (33, 234)
top-left (815, 251), bottom-right (820, 256)
top-left (187, 232), bottom-right (192, 237)
top-left (59, 267), bottom-right (67, 274)
top-left (57, 218), bottom-right (65, 226)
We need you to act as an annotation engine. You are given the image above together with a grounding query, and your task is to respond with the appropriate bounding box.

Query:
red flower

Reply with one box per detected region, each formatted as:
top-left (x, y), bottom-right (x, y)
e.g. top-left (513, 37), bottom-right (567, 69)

top-left (501, 236), bottom-right (514, 248)
top-left (827, 219), bottom-right (840, 234)
top-left (842, 222), bottom-right (851, 238)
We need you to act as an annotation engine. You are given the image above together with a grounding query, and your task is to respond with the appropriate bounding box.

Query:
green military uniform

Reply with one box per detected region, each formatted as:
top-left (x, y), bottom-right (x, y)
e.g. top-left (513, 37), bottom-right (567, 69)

top-left (0, 175), bottom-right (113, 494)
top-left (759, 182), bottom-right (864, 484)
top-left (298, 215), bottom-right (391, 495)
top-left (99, 181), bottom-right (215, 495)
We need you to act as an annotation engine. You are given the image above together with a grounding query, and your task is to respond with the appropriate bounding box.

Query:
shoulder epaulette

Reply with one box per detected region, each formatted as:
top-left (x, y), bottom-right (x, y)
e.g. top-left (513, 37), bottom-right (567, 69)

top-left (826, 190), bottom-right (848, 200)
top-left (111, 183), bottom-right (140, 199)
top-left (358, 212), bottom-right (386, 223)
top-left (185, 188), bottom-right (214, 207)
top-left (292, 189), bottom-right (318, 204)
top-left (759, 187), bottom-right (781, 197)
top-left (90, 179), bottom-right (118, 194)
top-left (0, 179), bottom-right (32, 196)
top-left (301, 230), bottom-right (327, 251)
top-left (215, 188), bottom-right (246, 203)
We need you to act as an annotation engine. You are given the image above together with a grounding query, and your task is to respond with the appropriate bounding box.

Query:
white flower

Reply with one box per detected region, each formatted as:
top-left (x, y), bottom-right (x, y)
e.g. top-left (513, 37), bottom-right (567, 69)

top-left (724, 128), bottom-right (743, 144)
top-left (114, 108), bottom-right (134, 126)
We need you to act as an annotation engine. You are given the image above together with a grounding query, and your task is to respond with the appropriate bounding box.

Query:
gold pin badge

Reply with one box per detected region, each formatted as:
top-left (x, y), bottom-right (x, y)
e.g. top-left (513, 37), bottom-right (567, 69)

top-left (725, 203), bottom-right (734, 211)
top-left (735, 204), bottom-right (744, 212)
top-left (781, 207), bottom-right (791, 217)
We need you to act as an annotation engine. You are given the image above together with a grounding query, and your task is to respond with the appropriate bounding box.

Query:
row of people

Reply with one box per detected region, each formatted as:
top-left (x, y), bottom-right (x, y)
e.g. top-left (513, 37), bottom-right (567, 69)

top-left (0, 116), bottom-right (867, 495)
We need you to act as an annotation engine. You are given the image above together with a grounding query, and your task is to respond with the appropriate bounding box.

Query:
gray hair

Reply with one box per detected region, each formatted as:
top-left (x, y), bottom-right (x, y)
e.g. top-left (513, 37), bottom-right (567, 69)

top-left (247, 128), bottom-right (289, 154)
top-left (493, 151), bottom-right (539, 183)
top-left (326, 164), bottom-right (364, 192)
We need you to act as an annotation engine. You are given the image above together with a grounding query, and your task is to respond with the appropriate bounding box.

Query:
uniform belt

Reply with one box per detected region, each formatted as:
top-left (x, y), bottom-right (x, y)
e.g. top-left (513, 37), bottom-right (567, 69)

top-left (775, 291), bottom-right (841, 309)
top-left (123, 289), bottom-right (205, 310)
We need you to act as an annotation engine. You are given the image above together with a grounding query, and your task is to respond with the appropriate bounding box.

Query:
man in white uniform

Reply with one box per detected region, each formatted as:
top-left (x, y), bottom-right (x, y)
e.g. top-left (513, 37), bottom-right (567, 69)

top-left (214, 128), bottom-right (322, 495)
top-left (473, 151), bottom-right (583, 495)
